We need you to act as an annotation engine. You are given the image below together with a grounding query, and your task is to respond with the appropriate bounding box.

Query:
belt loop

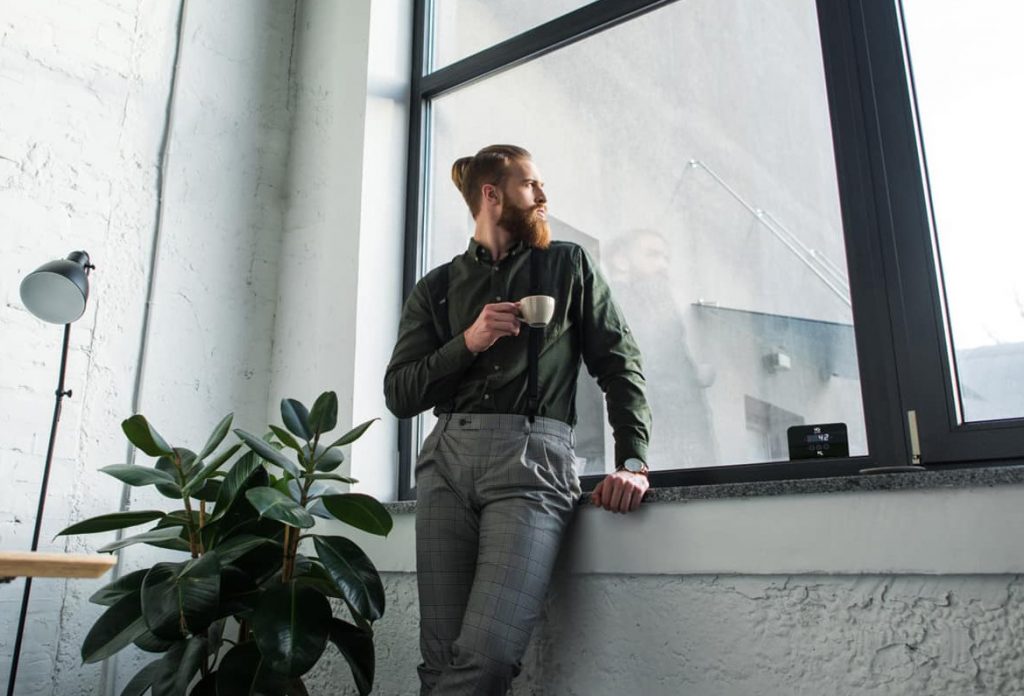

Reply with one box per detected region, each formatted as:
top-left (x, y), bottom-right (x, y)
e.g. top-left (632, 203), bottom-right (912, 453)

top-left (569, 429), bottom-right (576, 448)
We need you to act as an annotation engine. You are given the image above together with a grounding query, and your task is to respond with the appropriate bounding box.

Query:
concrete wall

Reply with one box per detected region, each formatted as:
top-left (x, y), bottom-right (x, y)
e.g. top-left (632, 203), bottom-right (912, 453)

top-left (3, 1), bottom-right (1024, 696)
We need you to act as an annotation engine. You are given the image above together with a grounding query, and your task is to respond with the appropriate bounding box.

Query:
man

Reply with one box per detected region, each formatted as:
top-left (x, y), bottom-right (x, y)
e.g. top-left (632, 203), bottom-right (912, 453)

top-left (384, 144), bottom-right (651, 695)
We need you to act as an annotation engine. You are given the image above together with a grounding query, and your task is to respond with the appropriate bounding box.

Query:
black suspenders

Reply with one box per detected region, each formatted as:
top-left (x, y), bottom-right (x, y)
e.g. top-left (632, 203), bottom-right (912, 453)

top-left (526, 248), bottom-right (543, 422)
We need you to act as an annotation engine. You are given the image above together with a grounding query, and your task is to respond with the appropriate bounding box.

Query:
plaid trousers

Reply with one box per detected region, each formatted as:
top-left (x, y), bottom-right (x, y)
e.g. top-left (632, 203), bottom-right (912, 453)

top-left (415, 413), bottom-right (581, 696)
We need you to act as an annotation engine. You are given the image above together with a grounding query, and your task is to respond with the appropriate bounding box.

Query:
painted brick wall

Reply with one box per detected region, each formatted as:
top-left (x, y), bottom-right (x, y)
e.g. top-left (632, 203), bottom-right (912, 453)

top-left (0, 1), bottom-right (296, 693)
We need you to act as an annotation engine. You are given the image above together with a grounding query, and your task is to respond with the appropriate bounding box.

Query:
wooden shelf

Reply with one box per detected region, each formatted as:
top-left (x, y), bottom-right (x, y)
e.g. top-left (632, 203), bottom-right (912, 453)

top-left (0, 551), bottom-right (116, 579)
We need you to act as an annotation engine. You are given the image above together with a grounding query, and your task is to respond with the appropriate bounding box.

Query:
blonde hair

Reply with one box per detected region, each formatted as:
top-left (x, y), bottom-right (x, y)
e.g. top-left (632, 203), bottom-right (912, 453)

top-left (451, 144), bottom-right (532, 216)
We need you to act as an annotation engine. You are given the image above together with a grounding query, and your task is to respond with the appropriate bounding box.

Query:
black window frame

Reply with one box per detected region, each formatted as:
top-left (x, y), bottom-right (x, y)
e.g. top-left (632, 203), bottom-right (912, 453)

top-left (396, 0), bottom-right (1024, 501)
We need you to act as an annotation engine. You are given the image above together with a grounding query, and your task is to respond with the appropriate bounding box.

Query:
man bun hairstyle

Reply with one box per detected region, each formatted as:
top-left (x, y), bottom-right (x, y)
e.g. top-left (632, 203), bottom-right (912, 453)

top-left (451, 144), bottom-right (532, 217)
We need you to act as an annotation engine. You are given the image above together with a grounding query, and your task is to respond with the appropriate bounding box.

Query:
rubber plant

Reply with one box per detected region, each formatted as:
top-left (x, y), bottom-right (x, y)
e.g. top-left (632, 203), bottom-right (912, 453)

top-left (58, 391), bottom-right (391, 696)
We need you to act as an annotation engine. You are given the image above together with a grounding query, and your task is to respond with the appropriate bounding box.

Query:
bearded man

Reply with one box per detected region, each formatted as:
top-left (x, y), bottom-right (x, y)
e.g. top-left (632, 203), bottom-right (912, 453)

top-left (384, 144), bottom-right (652, 696)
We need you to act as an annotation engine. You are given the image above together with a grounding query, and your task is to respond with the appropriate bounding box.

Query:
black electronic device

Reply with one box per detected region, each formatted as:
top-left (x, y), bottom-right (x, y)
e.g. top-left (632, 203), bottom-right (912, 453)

top-left (787, 423), bottom-right (849, 460)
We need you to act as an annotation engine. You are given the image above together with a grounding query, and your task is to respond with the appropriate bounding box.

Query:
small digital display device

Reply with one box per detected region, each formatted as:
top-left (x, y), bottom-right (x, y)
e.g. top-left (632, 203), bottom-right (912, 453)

top-left (787, 423), bottom-right (849, 460)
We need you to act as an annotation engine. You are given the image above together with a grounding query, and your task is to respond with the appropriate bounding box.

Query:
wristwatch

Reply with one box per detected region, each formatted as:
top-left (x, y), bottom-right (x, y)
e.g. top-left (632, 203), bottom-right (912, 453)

top-left (619, 457), bottom-right (649, 476)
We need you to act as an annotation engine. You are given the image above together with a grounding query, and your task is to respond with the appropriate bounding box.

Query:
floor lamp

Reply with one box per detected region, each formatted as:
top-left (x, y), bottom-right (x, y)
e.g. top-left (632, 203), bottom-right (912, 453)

top-left (7, 251), bottom-right (94, 696)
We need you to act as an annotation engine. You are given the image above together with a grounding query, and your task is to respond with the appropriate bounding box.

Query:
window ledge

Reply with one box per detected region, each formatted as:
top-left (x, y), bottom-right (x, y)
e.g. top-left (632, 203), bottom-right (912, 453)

top-left (361, 464), bottom-right (1024, 575)
top-left (384, 463), bottom-right (1024, 513)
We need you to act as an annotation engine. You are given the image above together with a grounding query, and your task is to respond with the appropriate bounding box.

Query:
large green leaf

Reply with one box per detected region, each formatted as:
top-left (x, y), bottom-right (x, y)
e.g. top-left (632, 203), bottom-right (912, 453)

top-left (218, 565), bottom-right (262, 618)
top-left (309, 391), bottom-right (339, 436)
top-left (313, 536), bottom-right (385, 621)
top-left (235, 428), bottom-right (302, 479)
top-left (119, 659), bottom-right (162, 696)
top-left (189, 674), bottom-right (218, 696)
top-left (152, 448), bottom-right (198, 499)
top-left (312, 445), bottom-right (345, 473)
top-left (183, 443), bottom-right (241, 497)
top-left (154, 456), bottom-right (184, 500)
top-left (206, 618), bottom-right (227, 659)
top-left (325, 418), bottom-right (378, 449)
top-left (99, 464), bottom-right (178, 489)
top-left (252, 581), bottom-right (331, 677)
top-left (215, 642), bottom-right (285, 696)
top-left (245, 487), bottom-right (315, 529)
top-left (197, 413), bottom-right (233, 461)
top-left (151, 637), bottom-right (208, 696)
top-left (97, 526), bottom-right (185, 554)
top-left (57, 510), bottom-right (165, 537)
top-left (133, 627), bottom-right (176, 653)
top-left (320, 494), bottom-right (393, 536)
top-left (293, 562), bottom-right (344, 599)
top-left (90, 568), bottom-right (147, 606)
top-left (122, 415), bottom-right (175, 457)
top-left (208, 452), bottom-right (262, 522)
top-left (214, 534), bottom-right (277, 565)
top-left (281, 399), bottom-right (313, 441)
top-left (326, 618), bottom-right (375, 696)
top-left (141, 555), bottom-right (221, 640)
top-left (303, 472), bottom-right (356, 484)
top-left (81, 591), bottom-right (148, 663)
top-left (269, 425), bottom-right (302, 454)
top-left (189, 478), bottom-right (221, 503)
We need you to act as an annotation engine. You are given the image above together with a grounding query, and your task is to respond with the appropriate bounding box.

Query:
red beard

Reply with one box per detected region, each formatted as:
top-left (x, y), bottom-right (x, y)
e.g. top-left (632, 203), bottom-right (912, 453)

top-left (498, 202), bottom-right (551, 249)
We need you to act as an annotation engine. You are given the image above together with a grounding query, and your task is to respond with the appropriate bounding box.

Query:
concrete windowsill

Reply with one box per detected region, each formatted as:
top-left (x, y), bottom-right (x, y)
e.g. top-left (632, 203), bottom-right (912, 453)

top-left (382, 463), bottom-right (1024, 514)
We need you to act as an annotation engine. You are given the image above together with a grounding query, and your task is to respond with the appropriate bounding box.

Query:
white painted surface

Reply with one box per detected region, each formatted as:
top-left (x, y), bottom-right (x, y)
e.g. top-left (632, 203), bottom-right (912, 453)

top-left (347, 572), bottom-right (1024, 695)
top-left (351, 483), bottom-right (1024, 576)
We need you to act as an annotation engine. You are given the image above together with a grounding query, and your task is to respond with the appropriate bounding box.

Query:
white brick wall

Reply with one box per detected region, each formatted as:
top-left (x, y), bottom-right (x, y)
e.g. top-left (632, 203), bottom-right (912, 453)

top-left (0, 1), bottom-right (296, 693)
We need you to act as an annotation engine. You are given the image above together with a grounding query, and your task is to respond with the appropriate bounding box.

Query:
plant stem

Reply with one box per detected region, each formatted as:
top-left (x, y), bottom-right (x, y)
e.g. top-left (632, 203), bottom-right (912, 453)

top-left (176, 452), bottom-right (199, 559)
top-left (282, 526), bottom-right (293, 582)
top-left (198, 500), bottom-right (207, 555)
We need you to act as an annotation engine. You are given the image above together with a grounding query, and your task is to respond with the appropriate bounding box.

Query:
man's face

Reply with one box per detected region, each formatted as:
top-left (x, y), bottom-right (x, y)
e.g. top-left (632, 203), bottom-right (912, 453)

top-left (496, 159), bottom-right (551, 249)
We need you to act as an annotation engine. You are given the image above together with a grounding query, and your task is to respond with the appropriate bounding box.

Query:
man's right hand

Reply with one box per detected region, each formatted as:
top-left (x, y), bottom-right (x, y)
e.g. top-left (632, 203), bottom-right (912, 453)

top-left (463, 302), bottom-right (521, 353)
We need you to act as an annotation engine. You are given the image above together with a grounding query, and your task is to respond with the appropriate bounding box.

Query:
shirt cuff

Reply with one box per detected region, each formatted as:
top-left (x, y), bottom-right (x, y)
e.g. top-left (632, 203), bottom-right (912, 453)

top-left (435, 333), bottom-right (477, 373)
top-left (614, 436), bottom-right (649, 470)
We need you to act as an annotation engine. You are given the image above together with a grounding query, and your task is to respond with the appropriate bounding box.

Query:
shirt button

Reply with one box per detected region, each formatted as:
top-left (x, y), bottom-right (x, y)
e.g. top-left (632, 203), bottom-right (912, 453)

top-left (483, 394), bottom-right (490, 400)
top-left (495, 296), bottom-right (502, 301)
top-left (493, 365), bottom-right (500, 371)
top-left (492, 266), bottom-right (498, 272)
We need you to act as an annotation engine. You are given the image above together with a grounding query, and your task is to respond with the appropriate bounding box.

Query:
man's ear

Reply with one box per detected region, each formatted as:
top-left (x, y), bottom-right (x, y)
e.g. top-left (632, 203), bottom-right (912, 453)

top-left (482, 183), bottom-right (500, 205)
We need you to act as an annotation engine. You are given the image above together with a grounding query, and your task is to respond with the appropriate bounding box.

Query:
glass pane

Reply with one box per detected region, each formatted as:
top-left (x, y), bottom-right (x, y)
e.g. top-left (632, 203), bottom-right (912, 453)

top-left (901, 0), bottom-right (1024, 423)
top-left (422, 0), bottom-right (867, 472)
top-left (430, 0), bottom-right (597, 71)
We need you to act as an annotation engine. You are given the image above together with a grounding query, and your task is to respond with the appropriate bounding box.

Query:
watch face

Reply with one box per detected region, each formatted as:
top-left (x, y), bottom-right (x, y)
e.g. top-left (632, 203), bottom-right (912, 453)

top-left (623, 458), bottom-right (645, 473)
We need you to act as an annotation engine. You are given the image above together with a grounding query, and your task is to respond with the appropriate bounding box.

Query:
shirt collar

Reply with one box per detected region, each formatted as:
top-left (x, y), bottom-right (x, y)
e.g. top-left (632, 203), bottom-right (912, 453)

top-left (466, 237), bottom-right (528, 264)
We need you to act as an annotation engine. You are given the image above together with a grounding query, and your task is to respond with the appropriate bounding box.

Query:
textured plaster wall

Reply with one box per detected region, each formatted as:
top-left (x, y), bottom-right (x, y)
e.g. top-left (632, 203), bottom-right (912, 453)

top-left (1, 0), bottom-right (295, 693)
top-left (332, 572), bottom-right (1024, 696)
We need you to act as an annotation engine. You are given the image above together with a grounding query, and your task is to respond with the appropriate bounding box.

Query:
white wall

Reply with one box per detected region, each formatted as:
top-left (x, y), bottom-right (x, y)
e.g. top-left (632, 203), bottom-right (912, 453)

top-left (1, 1), bottom-right (296, 693)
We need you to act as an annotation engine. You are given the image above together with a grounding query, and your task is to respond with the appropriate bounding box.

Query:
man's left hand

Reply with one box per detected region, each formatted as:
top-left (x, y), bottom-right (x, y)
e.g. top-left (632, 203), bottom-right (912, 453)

top-left (590, 470), bottom-right (650, 514)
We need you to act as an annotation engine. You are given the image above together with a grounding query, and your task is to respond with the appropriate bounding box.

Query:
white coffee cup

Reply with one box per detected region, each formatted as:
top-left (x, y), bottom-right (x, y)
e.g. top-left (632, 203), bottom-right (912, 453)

top-left (519, 295), bottom-right (555, 328)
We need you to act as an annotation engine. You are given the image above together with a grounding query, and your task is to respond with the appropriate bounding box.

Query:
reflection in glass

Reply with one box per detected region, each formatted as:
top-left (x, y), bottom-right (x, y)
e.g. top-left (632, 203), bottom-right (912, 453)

top-left (422, 0), bottom-right (867, 471)
top-left (901, 0), bottom-right (1024, 422)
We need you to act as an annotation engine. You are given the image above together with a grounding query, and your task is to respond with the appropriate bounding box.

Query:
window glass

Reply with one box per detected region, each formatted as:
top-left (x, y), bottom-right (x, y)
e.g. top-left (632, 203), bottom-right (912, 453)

top-left (430, 0), bottom-right (597, 71)
top-left (422, 0), bottom-right (867, 472)
top-left (900, 0), bottom-right (1024, 423)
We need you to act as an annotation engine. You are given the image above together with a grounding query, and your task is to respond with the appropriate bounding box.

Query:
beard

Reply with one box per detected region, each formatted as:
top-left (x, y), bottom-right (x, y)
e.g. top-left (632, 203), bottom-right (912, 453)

top-left (498, 201), bottom-right (551, 249)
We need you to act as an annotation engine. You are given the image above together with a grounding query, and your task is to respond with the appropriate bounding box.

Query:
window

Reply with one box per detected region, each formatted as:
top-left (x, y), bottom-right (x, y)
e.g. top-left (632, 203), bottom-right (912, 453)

top-left (397, 0), bottom-right (1024, 499)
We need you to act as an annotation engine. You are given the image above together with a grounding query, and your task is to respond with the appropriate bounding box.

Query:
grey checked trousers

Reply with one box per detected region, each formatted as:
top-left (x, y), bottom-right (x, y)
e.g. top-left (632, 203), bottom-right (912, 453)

top-left (415, 413), bottom-right (581, 696)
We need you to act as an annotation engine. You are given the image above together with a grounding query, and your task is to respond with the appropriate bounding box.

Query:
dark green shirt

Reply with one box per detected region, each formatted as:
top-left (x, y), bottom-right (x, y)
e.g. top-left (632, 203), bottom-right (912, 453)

top-left (384, 238), bottom-right (651, 467)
